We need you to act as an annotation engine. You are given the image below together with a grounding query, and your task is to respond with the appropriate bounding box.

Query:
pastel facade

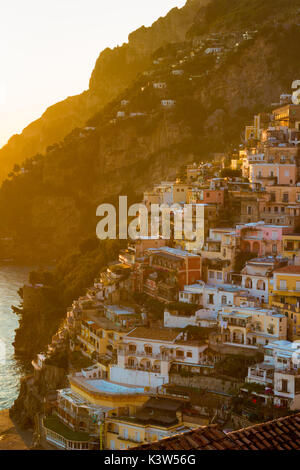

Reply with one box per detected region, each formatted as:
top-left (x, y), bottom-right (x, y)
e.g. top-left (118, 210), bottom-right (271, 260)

top-left (219, 306), bottom-right (287, 349)
top-left (236, 222), bottom-right (292, 256)
top-left (270, 266), bottom-right (300, 307)
top-left (110, 327), bottom-right (207, 389)
top-left (43, 367), bottom-right (148, 450)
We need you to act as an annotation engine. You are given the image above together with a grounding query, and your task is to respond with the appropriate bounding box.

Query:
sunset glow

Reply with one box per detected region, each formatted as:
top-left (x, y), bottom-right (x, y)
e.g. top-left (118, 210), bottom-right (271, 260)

top-left (0, 0), bottom-right (185, 147)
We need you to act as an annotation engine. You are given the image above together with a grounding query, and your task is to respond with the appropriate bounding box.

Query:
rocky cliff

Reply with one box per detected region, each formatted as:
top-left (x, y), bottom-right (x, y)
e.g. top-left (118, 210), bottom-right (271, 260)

top-left (0, 20), bottom-right (299, 261)
top-left (10, 365), bottom-right (67, 429)
top-left (0, 0), bottom-right (209, 182)
top-left (0, 1), bottom-right (299, 262)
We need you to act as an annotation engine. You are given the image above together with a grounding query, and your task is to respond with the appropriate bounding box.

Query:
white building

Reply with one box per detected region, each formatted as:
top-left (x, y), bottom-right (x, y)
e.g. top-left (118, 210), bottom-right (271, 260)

top-left (110, 327), bottom-right (207, 389)
top-left (153, 82), bottom-right (167, 89)
top-left (205, 47), bottom-right (222, 54)
top-left (164, 307), bottom-right (218, 329)
top-left (179, 281), bottom-right (254, 311)
top-left (161, 100), bottom-right (176, 108)
top-left (240, 257), bottom-right (277, 302)
top-left (117, 111), bottom-right (125, 118)
top-left (246, 340), bottom-right (300, 410)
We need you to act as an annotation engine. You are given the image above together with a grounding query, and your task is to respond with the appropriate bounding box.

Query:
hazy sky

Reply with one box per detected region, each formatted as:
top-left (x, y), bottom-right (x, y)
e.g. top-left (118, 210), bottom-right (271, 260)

top-left (0, 0), bottom-right (185, 147)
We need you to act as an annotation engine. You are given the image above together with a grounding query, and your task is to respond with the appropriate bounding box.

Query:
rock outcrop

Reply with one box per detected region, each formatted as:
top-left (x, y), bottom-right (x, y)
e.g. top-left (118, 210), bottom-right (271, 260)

top-left (0, 0), bottom-right (209, 182)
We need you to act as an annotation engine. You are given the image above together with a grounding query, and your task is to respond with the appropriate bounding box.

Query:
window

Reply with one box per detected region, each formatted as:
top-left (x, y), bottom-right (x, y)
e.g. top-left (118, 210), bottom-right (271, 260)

top-left (128, 357), bottom-right (136, 367)
top-left (110, 440), bottom-right (115, 450)
top-left (187, 351), bottom-right (193, 358)
top-left (176, 349), bottom-right (184, 358)
top-left (221, 295), bottom-right (227, 305)
top-left (247, 206), bottom-right (252, 215)
top-left (283, 193), bottom-right (289, 203)
top-left (257, 280), bottom-right (265, 291)
top-left (217, 272), bottom-right (223, 280)
top-left (209, 271), bottom-right (214, 279)
top-left (208, 294), bottom-right (214, 304)
top-left (281, 379), bottom-right (288, 393)
top-left (279, 280), bottom-right (287, 290)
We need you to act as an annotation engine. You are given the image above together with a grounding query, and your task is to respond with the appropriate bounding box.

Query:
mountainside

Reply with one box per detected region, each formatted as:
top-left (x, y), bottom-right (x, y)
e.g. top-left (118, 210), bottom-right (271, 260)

top-left (0, 0), bottom-right (208, 183)
top-left (0, 0), bottom-right (300, 262)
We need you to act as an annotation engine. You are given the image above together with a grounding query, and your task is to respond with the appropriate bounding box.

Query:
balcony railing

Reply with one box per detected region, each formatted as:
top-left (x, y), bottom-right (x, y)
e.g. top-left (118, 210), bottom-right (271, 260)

top-left (118, 349), bottom-right (170, 360)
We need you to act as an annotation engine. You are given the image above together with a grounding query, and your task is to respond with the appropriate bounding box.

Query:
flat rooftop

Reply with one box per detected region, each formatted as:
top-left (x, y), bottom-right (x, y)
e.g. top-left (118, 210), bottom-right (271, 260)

top-left (69, 376), bottom-right (145, 396)
top-left (147, 246), bottom-right (199, 258)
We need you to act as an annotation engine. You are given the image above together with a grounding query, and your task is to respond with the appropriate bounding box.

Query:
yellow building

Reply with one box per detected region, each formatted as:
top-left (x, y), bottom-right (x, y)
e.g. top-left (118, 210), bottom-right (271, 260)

top-left (269, 266), bottom-right (300, 341)
top-left (105, 397), bottom-right (199, 450)
top-left (77, 305), bottom-right (139, 376)
top-left (282, 234), bottom-right (300, 263)
top-left (269, 301), bottom-right (300, 342)
top-left (43, 367), bottom-right (148, 450)
top-left (270, 266), bottom-right (300, 306)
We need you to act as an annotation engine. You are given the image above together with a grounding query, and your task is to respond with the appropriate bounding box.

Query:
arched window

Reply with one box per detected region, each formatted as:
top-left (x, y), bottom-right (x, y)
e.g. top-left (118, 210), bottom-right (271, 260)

top-left (128, 357), bottom-right (136, 367)
top-left (245, 278), bottom-right (252, 289)
top-left (257, 280), bottom-right (266, 290)
top-left (243, 241), bottom-right (251, 252)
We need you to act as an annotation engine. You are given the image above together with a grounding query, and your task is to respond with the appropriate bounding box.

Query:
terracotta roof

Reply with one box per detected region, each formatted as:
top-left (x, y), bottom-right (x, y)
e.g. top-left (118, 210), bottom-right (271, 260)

top-left (130, 425), bottom-right (238, 451)
top-left (228, 413), bottom-right (300, 450)
top-left (131, 413), bottom-right (300, 450)
top-left (273, 266), bottom-right (300, 274)
top-left (126, 327), bottom-right (180, 342)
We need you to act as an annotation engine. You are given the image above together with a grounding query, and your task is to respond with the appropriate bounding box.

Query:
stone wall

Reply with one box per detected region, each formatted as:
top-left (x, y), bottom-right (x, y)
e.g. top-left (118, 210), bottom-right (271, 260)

top-left (170, 373), bottom-right (243, 394)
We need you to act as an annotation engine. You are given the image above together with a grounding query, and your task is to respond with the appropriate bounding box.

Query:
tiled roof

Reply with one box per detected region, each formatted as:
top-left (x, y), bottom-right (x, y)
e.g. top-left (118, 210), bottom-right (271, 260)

top-left (131, 413), bottom-right (300, 450)
top-left (126, 327), bottom-right (180, 342)
top-left (228, 413), bottom-right (300, 450)
top-left (273, 265), bottom-right (300, 274)
top-left (130, 425), bottom-right (238, 451)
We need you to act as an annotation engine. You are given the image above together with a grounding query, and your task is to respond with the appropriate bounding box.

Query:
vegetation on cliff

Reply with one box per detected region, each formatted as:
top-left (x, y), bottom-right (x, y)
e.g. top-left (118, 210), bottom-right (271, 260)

top-left (13, 238), bottom-right (124, 358)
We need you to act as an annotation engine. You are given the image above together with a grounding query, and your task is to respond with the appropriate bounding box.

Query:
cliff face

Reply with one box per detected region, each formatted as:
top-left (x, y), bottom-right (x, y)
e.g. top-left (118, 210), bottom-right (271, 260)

top-left (0, 22), bottom-right (299, 261)
top-left (0, 2), bottom-right (299, 261)
top-left (10, 365), bottom-right (67, 429)
top-left (0, 0), bottom-right (209, 182)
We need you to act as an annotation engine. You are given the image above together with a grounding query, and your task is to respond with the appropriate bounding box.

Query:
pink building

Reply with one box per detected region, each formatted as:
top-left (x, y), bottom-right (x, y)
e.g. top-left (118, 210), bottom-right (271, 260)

top-left (188, 189), bottom-right (224, 205)
top-left (249, 163), bottom-right (297, 187)
top-left (236, 222), bottom-right (293, 256)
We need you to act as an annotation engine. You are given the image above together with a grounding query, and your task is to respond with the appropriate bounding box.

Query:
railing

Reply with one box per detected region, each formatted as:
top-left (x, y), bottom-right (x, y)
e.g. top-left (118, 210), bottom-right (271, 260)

top-left (118, 435), bottom-right (142, 444)
top-left (125, 365), bottom-right (161, 373)
top-left (118, 350), bottom-right (170, 360)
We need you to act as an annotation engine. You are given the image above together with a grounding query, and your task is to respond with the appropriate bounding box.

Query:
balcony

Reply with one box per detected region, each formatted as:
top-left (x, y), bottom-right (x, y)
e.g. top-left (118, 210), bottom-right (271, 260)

top-left (118, 435), bottom-right (142, 444)
top-left (119, 349), bottom-right (169, 360)
top-left (125, 364), bottom-right (161, 373)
